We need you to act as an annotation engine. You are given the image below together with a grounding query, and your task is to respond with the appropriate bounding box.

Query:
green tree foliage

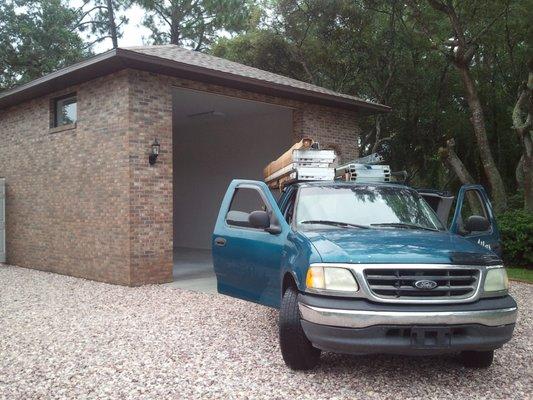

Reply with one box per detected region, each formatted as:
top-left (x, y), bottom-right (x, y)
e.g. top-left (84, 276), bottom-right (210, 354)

top-left (213, 30), bottom-right (307, 80)
top-left (212, 0), bottom-right (531, 202)
top-left (0, 0), bottom-right (88, 90)
top-left (75, 0), bottom-right (131, 49)
top-left (135, 0), bottom-right (257, 50)
top-left (497, 209), bottom-right (533, 266)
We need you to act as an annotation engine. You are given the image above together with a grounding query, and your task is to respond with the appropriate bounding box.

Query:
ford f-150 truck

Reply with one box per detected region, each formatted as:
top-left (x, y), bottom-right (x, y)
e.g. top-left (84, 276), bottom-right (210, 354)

top-left (212, 179), bottom-right (517, 370)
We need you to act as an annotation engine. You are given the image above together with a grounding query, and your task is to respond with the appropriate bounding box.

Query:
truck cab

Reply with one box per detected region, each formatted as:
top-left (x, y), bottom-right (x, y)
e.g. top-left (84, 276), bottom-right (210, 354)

top-left (212, 179), bottom-right (517, 370)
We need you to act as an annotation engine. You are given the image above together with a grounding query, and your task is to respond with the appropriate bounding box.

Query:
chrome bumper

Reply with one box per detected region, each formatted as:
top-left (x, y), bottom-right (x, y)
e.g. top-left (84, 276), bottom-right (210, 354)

top-left (299, 303), bottom-right (518, 329)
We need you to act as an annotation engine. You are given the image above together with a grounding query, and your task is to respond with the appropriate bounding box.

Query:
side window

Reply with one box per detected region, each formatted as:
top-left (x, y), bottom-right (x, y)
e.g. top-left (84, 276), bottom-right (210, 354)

top-left (284, 191), bottom-right (297, 224)
top-left (458, 190), bottom-right (488, 232)
top-left (51, 93), bottom-right (77, 127)
top-left (226, 188), bottom-right (267, 228)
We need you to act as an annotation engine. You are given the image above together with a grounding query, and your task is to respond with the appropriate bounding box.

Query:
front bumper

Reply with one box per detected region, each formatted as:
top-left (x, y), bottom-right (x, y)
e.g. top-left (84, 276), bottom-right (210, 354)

top-left (299, 294), bottom-right (517, 355)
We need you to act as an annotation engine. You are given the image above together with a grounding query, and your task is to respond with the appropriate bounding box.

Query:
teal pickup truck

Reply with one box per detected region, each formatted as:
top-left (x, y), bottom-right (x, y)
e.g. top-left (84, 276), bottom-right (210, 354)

top-left (212, 179), bottom-right (517, 370)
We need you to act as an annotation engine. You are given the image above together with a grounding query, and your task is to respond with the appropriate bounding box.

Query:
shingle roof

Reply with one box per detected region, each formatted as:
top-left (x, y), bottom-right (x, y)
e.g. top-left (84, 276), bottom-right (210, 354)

top-left (124, 45), bottom-right (387, 111)
top-left (0, 45), bottom-right (390, 113)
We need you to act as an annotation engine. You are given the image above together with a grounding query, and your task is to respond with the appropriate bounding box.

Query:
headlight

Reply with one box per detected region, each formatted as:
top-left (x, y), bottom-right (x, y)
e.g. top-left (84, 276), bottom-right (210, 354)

top-left (306, 266), bottom-right (358, 293)
top-left (484, 267), bottom-right (509, 292)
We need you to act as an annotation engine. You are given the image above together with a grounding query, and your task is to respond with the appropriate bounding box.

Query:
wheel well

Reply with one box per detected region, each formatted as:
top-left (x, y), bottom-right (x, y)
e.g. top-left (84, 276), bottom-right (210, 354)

top-left (282, 273), bottom-right (297, 294)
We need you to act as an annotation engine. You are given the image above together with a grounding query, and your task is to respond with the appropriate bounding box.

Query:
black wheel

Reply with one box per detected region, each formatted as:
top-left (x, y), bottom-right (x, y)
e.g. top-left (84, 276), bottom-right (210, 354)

top-left (461, 350), bottom-right (494, 368)
top-left (279, 286), bottom-right (321, 370)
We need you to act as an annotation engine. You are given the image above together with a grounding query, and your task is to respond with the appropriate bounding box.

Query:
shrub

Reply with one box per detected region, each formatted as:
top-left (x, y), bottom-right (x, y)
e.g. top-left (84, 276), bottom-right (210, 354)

top-left (497, 209), bottom-right (533, 267)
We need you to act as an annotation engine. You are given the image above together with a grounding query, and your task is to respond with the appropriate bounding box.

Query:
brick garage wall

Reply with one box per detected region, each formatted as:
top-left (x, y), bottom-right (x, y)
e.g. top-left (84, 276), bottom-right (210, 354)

top-left (126, 71), bottom-right (174, 285)
top-left (128, 70), bottom-right (360, 163)
top-left (0, 71), bottom-right (132, 284)
top-left (0, 67), bottom-right (361, 286)
top-left (125, 69), bottom-right (360, 285)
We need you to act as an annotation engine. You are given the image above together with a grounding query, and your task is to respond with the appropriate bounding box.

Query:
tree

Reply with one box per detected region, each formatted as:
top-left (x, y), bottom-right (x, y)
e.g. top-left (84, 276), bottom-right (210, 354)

top-left (213, 30), bottom-right (308, 81)
top-left (74, 0), bottom-right (131, 49)
top-left (135, 0), bottom-right (255, 50)
top-left (213, 0), bottom-right (529, 205)
top-left (407, 0), bottom-right (510, 212)
top-left (213, 0), bottom-right (452, 182)
top-left (512, 58), bottom-right (533, 211)
top-left (0, 0), bottom-right (88, 90)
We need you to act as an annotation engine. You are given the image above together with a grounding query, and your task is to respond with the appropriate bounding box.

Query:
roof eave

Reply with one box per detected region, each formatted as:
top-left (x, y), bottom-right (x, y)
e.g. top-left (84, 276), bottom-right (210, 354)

top-left (115, 48), bottom-right (391, 114)
top-left (0, 49), bottom-right (125, 110)
top-left (0, 48), bottom-right (391, 114)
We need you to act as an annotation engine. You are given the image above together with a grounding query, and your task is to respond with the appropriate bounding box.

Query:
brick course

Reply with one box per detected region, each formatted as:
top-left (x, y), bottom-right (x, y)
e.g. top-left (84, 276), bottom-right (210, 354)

top-left (0, 68), bottom-right (360, 285)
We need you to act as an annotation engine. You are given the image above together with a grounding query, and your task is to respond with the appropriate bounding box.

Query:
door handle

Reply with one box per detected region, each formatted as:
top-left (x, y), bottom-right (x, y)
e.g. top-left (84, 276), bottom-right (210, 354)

top-left (214, 237), bottom-right (226, 247)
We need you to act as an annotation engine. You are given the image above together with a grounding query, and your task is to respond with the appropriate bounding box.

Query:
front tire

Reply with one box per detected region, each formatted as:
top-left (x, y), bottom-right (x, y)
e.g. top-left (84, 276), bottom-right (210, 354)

top-left (279, 286), bottom-right (321, 370)
top-left (461, 350), bottom-right (494, 368)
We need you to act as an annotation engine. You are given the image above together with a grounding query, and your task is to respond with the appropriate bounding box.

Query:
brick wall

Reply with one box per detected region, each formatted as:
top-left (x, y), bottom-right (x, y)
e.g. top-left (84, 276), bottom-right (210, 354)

top-left (0, 71), bottom-right (132, 284)
top-left (0, 67), bottom-right (360, 285)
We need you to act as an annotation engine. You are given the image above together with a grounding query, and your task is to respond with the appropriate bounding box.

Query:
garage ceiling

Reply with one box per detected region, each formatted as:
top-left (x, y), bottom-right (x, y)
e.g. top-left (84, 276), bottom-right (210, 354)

top-left (172, 87), bottom-right (293, 126)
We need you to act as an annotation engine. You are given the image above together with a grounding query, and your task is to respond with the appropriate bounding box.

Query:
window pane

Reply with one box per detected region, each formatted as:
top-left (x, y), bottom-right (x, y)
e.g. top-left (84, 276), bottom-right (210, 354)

top-left (459, 190), bottom-right (488, 231)
top-left (295, 186), bottom-right (444, 231)
top-left (226, 188), bottom-right (267, 228)
top-left (55, 96), bottom-right (77, 126)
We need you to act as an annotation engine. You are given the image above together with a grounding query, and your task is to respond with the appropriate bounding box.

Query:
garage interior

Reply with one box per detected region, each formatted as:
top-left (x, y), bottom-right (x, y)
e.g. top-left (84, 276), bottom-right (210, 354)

top-left (170, 87), bottom-right (292, 291)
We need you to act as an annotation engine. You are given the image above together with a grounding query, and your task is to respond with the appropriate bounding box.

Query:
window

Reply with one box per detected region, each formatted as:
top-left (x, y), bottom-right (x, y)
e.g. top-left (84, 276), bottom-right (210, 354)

top-left (53, 94), bottom-right (77, 127)
top-left (284, 191), bottom-right (297, 224)
top-left (226, 187), bottom-right (267, 228)
top-left (458, 189), bottom-right (489, 232)
top-left (295, 185), bottom-right (444, 231)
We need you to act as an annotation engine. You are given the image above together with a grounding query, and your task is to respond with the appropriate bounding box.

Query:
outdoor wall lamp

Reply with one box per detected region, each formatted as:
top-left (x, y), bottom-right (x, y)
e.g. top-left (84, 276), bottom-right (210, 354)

top-left (149, 138), bottom-right (160, 166)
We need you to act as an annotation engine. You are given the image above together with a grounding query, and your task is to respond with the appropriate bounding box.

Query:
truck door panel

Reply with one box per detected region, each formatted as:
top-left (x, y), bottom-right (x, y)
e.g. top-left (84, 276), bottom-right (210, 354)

top-left (449, 185), bottom-right (501, 255)
top-left (212, 180), bottom-right (289, 307)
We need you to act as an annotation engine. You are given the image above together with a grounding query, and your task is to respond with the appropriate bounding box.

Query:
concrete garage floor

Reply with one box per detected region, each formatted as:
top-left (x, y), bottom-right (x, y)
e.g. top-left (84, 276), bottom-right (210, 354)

top-left (165, 247), bottom-right (217, 294)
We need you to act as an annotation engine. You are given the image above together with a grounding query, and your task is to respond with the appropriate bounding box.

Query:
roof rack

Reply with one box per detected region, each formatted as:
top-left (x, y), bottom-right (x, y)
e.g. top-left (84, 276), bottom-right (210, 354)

top-left (264, 138), bottom-right (336, 189)
top-left (263, 142), bottom-right (403, 189)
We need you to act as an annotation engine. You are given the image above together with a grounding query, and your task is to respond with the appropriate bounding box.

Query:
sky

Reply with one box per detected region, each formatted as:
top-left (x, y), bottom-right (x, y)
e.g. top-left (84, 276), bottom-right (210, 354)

top-left (70, 1), bottom-right (153, 53)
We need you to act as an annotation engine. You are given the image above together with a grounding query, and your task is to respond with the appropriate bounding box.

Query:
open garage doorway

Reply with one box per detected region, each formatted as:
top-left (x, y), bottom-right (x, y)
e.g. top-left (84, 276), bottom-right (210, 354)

top-left (171, 87), bottom-right (292, 290)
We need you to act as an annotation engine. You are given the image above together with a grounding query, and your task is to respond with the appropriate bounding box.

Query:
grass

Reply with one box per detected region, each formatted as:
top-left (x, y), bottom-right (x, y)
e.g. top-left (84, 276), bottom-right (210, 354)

top-left (507, 267), bottom-right (533, 283)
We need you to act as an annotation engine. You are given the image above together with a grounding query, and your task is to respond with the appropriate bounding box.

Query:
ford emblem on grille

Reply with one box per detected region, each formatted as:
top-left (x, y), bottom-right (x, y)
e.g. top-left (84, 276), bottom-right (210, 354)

top-left (414, 280), bottom-right (438, 290)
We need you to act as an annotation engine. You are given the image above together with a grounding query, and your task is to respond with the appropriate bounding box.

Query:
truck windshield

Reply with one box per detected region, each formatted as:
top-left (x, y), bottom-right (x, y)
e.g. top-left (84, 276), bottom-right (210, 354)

top-left (296, 185), bottom-right (445, 231)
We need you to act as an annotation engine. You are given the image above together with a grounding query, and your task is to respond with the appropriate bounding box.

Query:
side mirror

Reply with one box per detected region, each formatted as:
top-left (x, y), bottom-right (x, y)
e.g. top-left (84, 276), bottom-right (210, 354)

top-left (248, 210), bottom-right (270, 229)
top-left (465, 215), bottom-right (490, 233)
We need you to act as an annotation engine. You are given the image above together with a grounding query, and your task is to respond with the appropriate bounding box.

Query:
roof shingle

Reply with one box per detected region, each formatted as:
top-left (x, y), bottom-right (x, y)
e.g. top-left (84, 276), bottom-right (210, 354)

top-left (0, 44), bottom-right (390, 112)
top-left (124, 45), bottom-right (385, 110)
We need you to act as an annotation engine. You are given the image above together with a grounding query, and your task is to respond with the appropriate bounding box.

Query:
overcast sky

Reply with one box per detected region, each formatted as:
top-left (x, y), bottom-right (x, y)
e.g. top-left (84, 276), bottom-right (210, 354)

top-left (71, 1), bottom-right (153, 53)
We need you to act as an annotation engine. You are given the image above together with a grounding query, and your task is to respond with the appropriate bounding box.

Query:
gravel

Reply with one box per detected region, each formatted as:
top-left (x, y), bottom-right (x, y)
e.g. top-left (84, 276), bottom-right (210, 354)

top-left (0, 264), bottom-right (531, 400)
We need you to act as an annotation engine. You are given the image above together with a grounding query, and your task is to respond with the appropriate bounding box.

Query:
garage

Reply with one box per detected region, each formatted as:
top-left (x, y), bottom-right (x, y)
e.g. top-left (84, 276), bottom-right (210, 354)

top-left (0, 45), bottom-right (388, 286)
top-left (171, 87), bottom-right (292, 284)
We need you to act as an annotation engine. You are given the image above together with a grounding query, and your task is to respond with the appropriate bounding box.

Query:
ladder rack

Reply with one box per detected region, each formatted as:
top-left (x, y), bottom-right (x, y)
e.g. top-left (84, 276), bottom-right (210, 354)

top-left (264, 139), bottom-right (336, 189)
top-left (264, 141), bottom-right (395, 188)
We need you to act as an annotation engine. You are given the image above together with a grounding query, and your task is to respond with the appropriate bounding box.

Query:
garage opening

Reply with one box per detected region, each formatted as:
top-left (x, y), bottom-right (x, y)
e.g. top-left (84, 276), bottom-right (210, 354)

top-left (171, 87), bottom-right (292, 290)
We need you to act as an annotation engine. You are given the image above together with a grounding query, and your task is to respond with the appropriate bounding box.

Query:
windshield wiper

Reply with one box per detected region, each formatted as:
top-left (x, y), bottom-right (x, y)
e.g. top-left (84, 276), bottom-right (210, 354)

top-left (370, 222), bottom-right (438, 232)
top-left (300, 220), bottom-right (371, 229)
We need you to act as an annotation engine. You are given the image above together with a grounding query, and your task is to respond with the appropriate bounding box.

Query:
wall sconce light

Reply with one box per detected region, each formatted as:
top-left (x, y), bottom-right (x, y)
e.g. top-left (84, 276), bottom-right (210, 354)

top-left (149, 138), bottom-right (160, 166)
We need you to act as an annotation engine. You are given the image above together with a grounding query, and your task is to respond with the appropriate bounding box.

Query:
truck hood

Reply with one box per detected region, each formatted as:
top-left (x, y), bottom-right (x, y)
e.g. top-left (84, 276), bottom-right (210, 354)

top-left (301, 228), bottom-right (499, 265)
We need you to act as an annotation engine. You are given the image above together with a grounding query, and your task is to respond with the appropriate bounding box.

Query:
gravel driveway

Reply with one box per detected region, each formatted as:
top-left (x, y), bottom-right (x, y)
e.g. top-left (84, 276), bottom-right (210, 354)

top-left (1, 264), bottom-right (531, 400)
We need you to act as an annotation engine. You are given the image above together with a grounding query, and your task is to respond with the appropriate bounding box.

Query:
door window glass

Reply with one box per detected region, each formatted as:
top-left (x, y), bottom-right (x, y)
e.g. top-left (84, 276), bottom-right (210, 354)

top-left (458, 190), bottom-right (488, 232)
top-left (226, 188), bottom-right (267, 228)
top-left (284, 191), bottom-right (297, 224)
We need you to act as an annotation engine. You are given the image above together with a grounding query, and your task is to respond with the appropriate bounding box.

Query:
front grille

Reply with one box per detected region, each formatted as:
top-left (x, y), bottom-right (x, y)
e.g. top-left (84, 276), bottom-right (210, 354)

top-left (364, 268), bottom-right (480, 300)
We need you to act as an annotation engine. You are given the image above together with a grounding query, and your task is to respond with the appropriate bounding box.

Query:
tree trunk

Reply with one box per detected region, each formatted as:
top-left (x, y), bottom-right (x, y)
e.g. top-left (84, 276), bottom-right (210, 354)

top-left (515, 155), bottom-right (524, 188)
top-left (439, 139), bottom-right (474, 185)
top-left (170, 21), bottom-right (181, 44)
top-left (419, 0), bottom-right (508, 212)
top-left (106, 0), bottom-right (118, 48)
top-left (523, 143), bottom-right (533, 212)
top-left (512, 60), bottom-right (533, 212)
top-left (456, 64), bottom-right (508, 212)
top-left (371, 115), bottom-right (382, 154)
